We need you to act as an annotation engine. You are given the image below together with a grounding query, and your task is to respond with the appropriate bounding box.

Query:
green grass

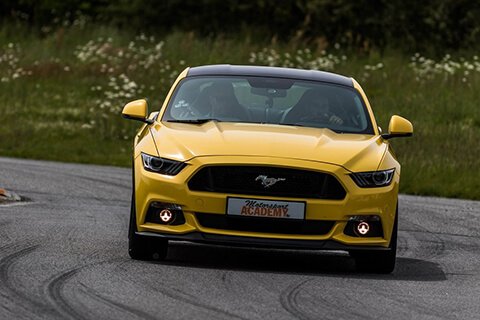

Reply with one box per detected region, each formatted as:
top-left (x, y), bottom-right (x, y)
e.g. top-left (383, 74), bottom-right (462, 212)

top-left (1, 24), bottom-right (479, 200)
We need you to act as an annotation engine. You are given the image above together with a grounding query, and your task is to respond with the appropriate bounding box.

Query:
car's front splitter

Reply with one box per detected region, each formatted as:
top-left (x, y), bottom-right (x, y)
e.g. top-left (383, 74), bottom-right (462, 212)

top-left (135, 231), bottom-right (392, 251)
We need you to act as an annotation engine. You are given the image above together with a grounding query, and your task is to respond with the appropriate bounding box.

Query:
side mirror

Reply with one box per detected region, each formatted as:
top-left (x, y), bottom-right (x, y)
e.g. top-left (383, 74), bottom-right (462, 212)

top-left (122, 99), bottom-right (153, 124)
top-left (381, 115), bottom-right (413, 140)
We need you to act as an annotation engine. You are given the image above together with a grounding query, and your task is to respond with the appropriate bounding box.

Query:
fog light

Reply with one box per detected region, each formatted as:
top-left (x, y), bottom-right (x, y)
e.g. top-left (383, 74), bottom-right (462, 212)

top-left (145, 202), bottom-right (185, 225)
top-left (344, 215), bottom-right (383, 238)
top-left (159, 209), bottom-right (174, 223)
top-left (356, 221), bottom-right (370, 235)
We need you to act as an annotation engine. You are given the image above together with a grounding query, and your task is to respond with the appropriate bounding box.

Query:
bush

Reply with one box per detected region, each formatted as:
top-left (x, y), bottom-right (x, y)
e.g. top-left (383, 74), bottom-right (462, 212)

top-left (1, 1), bottom-right (480, 53)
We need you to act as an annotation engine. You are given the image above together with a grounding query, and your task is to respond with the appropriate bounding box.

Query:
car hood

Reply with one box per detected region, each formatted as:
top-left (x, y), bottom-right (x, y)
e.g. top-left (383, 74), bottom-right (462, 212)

top-left (150, 121), bottom-right (386, 172)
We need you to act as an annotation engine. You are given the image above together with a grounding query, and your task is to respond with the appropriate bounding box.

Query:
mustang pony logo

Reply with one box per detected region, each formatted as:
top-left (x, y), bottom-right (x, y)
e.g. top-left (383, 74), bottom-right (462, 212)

top-left (255, 175), bottom-right (286, 188)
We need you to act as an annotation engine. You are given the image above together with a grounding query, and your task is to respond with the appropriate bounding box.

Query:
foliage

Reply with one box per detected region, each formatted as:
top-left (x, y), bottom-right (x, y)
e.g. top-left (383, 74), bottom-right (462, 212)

top-left (1, 1), bottom-right (480, 53)
top-left (249, 48), bottom-right (346, 71)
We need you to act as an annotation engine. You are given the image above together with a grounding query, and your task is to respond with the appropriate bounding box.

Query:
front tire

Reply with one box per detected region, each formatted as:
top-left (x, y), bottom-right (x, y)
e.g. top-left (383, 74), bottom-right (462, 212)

top-left (351, 210), bottom-right (398, 274)
top-left (128, 194), bottom-right (168, 260)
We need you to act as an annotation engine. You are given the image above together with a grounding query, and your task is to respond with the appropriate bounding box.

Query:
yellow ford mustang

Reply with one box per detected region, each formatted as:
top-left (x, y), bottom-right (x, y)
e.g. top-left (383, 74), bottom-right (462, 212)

top-left (122, 65), bottom-right (413, 273)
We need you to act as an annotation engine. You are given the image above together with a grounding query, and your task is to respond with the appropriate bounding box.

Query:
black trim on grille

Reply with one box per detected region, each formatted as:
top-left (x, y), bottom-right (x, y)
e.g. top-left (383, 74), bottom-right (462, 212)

top-left (196, 213), bottom-right (334, 235)
top-left (188, 166), bottom-right (346, 200)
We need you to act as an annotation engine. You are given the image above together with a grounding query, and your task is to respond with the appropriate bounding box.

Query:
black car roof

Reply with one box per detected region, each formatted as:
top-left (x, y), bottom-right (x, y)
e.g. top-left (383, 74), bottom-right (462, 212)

top-left (187, 64), bottom-right (353, 87)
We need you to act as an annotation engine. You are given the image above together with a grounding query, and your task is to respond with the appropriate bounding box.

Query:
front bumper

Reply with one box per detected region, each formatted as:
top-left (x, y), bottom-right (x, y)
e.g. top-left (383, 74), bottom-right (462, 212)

top-left (134, 155), bottom-right (399, 249)
top-left (135, 231), bottom-right (392, 251)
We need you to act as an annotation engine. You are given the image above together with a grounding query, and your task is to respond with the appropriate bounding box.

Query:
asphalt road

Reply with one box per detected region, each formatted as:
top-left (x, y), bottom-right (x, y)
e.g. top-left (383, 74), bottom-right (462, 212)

top-left (0, 156), bottom-right (479, 320)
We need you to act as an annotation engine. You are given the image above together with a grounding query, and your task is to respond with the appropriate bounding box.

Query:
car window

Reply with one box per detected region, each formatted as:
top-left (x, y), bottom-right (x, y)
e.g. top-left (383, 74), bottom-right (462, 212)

top-left (162, 76), bottom-right (374, 134)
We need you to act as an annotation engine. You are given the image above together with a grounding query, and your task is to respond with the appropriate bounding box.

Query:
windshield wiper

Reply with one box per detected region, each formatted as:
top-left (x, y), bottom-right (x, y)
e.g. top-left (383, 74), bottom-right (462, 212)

top-left (166, 118), bottom-right (220, 124)
top-left (281, 123), bottom-right (354, 134)
top-left (280, 122), bottom-right (304, 127)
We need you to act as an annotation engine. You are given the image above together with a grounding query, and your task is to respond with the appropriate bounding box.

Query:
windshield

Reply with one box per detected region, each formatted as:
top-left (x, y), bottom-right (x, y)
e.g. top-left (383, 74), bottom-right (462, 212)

top-left (162, 76), bottom-right (374, 134)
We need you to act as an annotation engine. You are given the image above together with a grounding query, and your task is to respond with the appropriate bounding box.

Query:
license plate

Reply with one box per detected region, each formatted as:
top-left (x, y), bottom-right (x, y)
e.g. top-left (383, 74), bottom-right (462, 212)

top-left (226, 197), bottom-right (305, 220)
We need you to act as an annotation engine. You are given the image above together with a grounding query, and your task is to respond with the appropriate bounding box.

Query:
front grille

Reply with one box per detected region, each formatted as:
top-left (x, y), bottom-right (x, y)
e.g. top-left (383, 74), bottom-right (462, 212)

top-left (196, 213), bottom-right (334, 235)
top-left (188, 166), bottom-right (346, 200)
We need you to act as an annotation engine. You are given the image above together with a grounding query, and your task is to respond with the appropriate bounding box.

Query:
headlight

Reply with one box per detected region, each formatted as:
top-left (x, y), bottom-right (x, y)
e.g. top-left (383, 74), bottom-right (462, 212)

top-left (141, 153), bottom-right (186, 176)
top-left (350, 169), bottom-right (395, 188)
